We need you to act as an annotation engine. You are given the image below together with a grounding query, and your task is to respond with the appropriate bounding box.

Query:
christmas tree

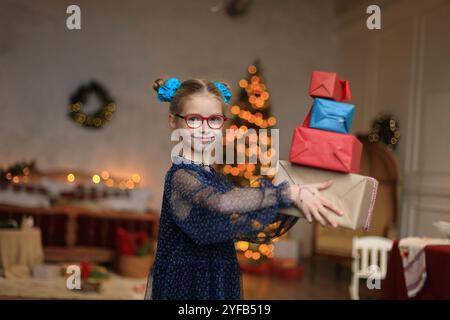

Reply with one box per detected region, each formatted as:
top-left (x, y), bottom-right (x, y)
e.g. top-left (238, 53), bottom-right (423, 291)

top-left (224, 60), bottom-right (280, 265)
top-left (223, 60), bottom-right (278, 188)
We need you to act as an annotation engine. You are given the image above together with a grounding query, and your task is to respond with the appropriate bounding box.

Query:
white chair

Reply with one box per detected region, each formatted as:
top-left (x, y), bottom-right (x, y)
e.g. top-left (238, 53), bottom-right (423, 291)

top-left (349, 236), bottom-right (393, 300)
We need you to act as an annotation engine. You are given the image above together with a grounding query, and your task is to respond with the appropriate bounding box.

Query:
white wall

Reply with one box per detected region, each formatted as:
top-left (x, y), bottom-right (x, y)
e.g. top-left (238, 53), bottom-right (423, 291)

top-left (0, 0), bottom-right (338, 255)
top-left (335, 0), bottom-right (450, 238)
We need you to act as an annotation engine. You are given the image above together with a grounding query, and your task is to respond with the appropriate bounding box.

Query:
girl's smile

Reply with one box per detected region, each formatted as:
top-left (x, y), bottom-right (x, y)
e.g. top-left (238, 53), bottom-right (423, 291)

top-left (192, 134), bottom-right (216, 145)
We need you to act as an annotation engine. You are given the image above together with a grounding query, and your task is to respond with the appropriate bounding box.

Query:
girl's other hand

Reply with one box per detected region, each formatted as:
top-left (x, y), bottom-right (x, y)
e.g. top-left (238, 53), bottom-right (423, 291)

top-left (292, 180), bottom-right (344, 228)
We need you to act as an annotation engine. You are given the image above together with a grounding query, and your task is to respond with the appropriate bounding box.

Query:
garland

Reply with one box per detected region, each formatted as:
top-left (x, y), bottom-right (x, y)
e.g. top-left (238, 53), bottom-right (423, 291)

top-left (68, 81), bottom-right (115, 129)
top-left (369, 113), bottom-right (401, 151)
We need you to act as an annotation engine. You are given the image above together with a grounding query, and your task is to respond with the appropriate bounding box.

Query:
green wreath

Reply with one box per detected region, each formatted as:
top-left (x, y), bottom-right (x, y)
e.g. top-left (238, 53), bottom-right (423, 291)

top-left (68, 81), bottom-right (115, 129)
top-left (369, 113), bottom-right (401, 151)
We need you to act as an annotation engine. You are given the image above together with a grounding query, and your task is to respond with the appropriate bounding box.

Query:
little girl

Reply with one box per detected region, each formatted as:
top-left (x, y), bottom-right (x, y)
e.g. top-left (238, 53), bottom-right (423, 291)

top-left (145, 78), bottom-right (343, 300)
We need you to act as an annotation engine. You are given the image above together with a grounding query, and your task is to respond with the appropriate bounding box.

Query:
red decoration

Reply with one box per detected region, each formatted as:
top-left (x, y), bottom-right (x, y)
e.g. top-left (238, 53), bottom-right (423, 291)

top-left (309, 71), bottom-right (351, 102)
top-left (81, 261), bottom-right (91, 280)
top-left (115, 228), bottom-right (150, 256)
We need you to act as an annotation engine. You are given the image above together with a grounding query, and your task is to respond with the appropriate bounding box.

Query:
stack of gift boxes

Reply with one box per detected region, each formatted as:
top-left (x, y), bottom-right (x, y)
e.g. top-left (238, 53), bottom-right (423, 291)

top-left (274, 71), bottom-right (379, 231)
top-left (289, 71), bottom-right (362, 174)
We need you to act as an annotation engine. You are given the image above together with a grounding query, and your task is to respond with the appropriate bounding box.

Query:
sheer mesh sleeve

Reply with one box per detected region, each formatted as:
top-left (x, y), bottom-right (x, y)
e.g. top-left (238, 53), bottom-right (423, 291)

top-left (169, 167), bottom-right (298, 245)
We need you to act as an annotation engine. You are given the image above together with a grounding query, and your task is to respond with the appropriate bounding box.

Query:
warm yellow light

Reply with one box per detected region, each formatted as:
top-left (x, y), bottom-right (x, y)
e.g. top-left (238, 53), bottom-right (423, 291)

top-left (268, 117), bottom-right (277, 126)
top-left (12, 176), bottom-right (20, 184)
top-left (131, 173), bottom-right (141, 183)
top-left (255, 99), bottom-right (264, 108)
top-left (101, 171), bottom-right (109, 180)
top-left (250, 180), bottom-right (260, 187)
top-left (259, 244), bottom-right (269, 254)
top-left (223, 165), bottom-right (231, 174)
top-left (244, 250), bottom-right (253, 259)
top-left (67, 173), bottom-right (75, 183)
top-left (231, 105), bottom-right (240, 115)
top-left (105, 179), bottom-right (114, 187)
top-left (126, 180), bottom-right (135, 189)
top-left (92, 174), bottom-right (101, 184)
top-left (248, 65), bottom-right (257, 74)
top-left (252, 252), bottom-right (261, 260)
top-left (251, 83), bottom-right (260, 91)
top-left (237, 241), bottom-right (249, 251)
top-left (239, 79), bottom-right (248, 88)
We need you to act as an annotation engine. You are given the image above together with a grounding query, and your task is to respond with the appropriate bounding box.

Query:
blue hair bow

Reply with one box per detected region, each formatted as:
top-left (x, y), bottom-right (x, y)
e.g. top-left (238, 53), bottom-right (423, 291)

top-left (214, 82), bottom-right (232, 103)
top-left (157, 77), bottom-right (181, 102)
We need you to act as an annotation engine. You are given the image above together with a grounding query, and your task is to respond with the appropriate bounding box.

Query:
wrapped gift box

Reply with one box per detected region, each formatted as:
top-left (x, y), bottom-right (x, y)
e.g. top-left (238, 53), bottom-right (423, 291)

top-left (273, 160), bottom-right (378, 231)
top-left (289, 123), bottom-right (363, 173)
top-left (310, 98), bottom-right (355, 134)
top-left (309, 71), bottom-right (351, 102)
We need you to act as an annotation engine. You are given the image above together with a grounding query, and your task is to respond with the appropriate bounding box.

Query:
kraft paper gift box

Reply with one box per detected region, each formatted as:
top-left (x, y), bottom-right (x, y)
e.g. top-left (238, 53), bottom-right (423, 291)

top-left (273, 160), bottom-right (378, 231)
top-left (309, 71), bottom-right (352, 102)
top-left (289, 109), bottom-right (363, 173)
top-left (310, 98), bottom-right (355, 134)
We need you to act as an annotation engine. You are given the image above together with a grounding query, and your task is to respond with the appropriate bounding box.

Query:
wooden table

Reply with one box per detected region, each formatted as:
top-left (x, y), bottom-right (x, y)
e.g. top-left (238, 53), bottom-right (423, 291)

top-left (0, 227), bottom-right (44, 274)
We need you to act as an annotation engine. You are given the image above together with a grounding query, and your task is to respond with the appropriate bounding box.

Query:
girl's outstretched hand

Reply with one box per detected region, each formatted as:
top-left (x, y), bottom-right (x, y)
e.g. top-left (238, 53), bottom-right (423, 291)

top-left (289, 180), bottom-right (344, 228)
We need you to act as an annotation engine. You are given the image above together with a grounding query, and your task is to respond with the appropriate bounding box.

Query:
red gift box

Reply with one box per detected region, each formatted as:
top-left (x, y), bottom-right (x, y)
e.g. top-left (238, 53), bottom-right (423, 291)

top-left (309, 71), bottom-right (351, 102)
top-left (289, 109), bottom-right (362, 173)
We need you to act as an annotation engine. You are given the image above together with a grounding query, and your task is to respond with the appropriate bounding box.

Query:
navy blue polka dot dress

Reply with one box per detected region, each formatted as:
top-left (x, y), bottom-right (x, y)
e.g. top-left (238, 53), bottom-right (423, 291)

top-left (146, 156), bottom-right (298, 300)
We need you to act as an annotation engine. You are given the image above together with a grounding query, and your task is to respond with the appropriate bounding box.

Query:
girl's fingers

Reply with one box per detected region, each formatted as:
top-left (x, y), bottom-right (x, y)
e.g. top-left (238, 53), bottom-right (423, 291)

top-left (320, 196), bottom-right (344, 216)
top-left (302, 207), bottom-right (313, 223)
top-left (316, 180), bottom-right (333, 191)
top-left (310, 207), bottom-right (326, 226)
top-left (319, 207), bottom-right (338, 228)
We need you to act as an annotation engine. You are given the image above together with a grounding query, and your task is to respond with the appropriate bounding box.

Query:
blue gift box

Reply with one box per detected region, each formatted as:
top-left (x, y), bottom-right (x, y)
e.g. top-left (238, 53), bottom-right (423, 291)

top-left (310, 98), bottom-right (355, 134)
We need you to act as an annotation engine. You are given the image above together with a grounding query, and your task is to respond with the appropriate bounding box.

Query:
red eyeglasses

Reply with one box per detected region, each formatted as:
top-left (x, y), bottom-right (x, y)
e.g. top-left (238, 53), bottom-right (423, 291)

top-left (175, 113), bottom-right (227, 129)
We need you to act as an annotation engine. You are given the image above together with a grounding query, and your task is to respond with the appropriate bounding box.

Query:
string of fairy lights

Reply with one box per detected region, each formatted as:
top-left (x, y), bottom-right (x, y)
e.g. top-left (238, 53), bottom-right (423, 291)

top-left (65, 171), bottom-right (142, 190)
top-left (0, 161), bottom-right (142, 191)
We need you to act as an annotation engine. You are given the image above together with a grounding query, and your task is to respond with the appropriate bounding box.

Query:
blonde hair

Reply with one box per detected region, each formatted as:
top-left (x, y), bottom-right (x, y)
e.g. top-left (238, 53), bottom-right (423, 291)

top-left (153, 78), bottom-right (230, 114)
